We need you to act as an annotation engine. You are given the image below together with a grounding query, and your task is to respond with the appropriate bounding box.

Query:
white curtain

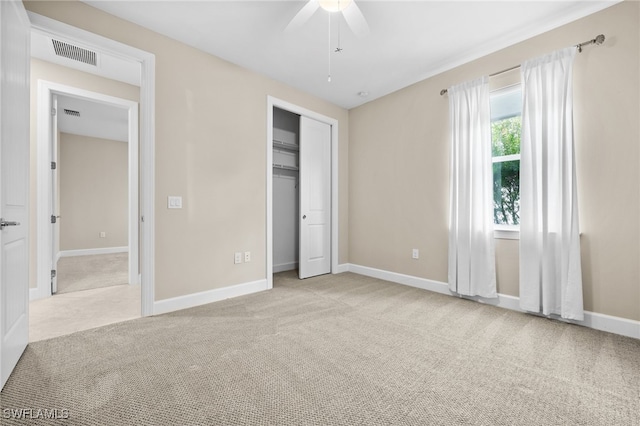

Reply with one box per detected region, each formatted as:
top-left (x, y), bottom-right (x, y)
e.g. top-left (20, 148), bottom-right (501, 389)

top-left (519, 47), bottom-right (584, 320)
top-left (448, 76), bottom-right (496, 298)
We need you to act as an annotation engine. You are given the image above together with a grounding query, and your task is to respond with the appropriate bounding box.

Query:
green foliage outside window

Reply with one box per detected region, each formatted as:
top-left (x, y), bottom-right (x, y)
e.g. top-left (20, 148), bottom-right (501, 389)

top-left (492, 117), bottom-right (521, 225)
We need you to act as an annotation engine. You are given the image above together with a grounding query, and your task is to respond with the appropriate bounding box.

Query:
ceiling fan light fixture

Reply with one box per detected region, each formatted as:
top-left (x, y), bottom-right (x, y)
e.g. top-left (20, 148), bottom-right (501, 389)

top-left (318, 0), bottom-right (353, 13)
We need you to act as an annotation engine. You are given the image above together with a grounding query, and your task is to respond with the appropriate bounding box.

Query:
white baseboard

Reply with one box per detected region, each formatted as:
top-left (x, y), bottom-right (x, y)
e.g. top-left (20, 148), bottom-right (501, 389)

top-left (346, 263), bottom-right (639, 340)
top-left (59, 247), bottom-right (128, 257)
top-left (273, 262), bottom-right (297, 273)
top-left (333, 263), bottom-right (349, 274)
top-left (348, 263), bottom-right (451, 296)
top-left (153, 279), bottom-right (268, 316)
top-left (579, 311), bottom-right (640, 339)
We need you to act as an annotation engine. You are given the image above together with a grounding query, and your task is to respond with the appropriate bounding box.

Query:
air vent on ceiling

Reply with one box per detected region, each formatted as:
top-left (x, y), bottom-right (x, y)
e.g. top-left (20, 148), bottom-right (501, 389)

top-left (52, 39), bottom-right (97, 66)
top-left (63, 109), bottom-right (81, 117)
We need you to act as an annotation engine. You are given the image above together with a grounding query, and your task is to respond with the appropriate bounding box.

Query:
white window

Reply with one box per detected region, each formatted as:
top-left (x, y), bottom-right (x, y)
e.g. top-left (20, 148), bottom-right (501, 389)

top-left (490, 85), bottom-right (522, 232)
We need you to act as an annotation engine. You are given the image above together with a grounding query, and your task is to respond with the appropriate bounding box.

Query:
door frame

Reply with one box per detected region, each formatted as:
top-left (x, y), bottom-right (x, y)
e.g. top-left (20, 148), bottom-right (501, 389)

top-left (29, 12), bottom-right (156, 316)
top-left (50, 93), bottom-right (58, 294)
top-left (266, 96), bottom-right (339, 288)
top-left (36, 81), bottom-right (139, 296)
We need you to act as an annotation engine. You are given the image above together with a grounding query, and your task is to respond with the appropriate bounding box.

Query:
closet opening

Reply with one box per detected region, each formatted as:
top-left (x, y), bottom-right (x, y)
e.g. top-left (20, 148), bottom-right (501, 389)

top-left (267, 96), bottom-right (339, 289)
top-left (272, 107), bottom-right (301, 274)
top-left (270, 104), bottom-right (333, 281)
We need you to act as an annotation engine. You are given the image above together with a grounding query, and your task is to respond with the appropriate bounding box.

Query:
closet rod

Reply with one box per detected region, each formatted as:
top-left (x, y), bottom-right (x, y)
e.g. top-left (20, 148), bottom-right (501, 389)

top-left (439, 34), bottom-right (605, 96)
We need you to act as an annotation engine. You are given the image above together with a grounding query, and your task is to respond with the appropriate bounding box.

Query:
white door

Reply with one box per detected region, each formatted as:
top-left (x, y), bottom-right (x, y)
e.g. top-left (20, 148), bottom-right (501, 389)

top-left (51, 95), bottom-right (59, 294)
top-left (0, 0), bottom-right (30, 390)
top-left (299, 116), bottom-right (331, 279)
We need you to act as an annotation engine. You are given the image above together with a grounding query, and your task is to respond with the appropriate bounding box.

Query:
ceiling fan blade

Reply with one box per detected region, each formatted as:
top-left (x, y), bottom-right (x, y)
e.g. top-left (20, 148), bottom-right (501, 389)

top-left (342, 1), bottom-right (370, 38)
top-left (285, 0), bottom-right (320, 33)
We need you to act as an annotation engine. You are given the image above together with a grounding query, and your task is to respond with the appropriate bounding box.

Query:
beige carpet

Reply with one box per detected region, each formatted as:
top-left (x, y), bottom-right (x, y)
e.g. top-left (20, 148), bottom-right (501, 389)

top-left (29, 284), bottom-right (141, 342)
top-left (2, 271), bottom-right (639, 425)
top-left (56, 253), bottom-right (128, 294)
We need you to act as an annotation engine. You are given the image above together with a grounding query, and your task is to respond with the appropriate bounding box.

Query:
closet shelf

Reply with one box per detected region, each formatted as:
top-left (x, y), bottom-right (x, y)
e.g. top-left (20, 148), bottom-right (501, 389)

top-left (273, 163), bottom-right (299, 171)
top-left (273, 140), bottom-right (299, 151)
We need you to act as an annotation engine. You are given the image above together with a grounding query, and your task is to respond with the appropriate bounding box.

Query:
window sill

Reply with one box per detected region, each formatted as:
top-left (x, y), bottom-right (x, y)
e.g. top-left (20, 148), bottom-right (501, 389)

top-left (494, 227), bottom-right (519, 240)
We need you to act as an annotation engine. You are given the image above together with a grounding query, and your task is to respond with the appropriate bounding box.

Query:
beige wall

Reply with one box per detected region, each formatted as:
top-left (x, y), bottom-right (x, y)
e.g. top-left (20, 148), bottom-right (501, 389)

top-left (29, 58), bottom-right (140, 288)
top-left (349, 2), bottom-right (639, 321)
top-left (59, 133), bottom-right (128, 251)
top-left (24, 1), bottom-right (350, 301)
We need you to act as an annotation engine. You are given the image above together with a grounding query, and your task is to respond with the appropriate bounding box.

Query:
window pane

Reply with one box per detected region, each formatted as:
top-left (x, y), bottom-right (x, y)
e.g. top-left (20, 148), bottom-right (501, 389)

top-left (491, 86), bottom-right (522, 227)
top-left (491, 116), bottom-right (521, 157)
top-left (493, 160), bottom-right (520, 225)
top-left (490, 86), bottom-right (522, 121)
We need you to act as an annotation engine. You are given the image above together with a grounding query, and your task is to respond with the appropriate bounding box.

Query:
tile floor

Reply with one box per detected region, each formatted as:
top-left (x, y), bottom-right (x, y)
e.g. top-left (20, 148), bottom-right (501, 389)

top-left (29, 284), bottom-right (141, 342)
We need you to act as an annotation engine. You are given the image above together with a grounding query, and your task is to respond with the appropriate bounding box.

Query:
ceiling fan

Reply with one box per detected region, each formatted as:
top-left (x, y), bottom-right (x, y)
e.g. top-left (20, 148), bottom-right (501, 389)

top-left (286, 0), bottom-right (370, 38)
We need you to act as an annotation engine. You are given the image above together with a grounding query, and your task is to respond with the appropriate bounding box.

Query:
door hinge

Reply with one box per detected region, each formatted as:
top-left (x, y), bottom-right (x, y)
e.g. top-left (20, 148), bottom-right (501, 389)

top-left (51, 161), bottom-right (57, 170)
top-left (51, 269), bottom-right (56, 279)
top-left (51, 108), bottom-right (57, 116)
top-left (50, 215), bottom-right (57, 224)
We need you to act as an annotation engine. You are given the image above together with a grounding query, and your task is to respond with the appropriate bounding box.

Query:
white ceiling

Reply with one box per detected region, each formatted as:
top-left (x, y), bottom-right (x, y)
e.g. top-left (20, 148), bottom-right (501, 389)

top-left (57, 95), bottom-right (129, 142)
top-left (78, 0), bottom-right (619, 109)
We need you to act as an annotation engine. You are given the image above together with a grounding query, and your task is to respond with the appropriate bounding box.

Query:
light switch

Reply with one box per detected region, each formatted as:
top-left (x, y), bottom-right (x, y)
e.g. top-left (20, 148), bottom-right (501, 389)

top-left (168, 196), bottom-right (183, 209)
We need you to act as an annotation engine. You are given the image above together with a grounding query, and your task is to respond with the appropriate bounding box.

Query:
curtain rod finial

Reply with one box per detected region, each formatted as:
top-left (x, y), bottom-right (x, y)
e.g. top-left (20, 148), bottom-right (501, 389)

top-left (440, 89), bottom-right (448, 96)
top-left (577, 34), bottom-right (605, 53)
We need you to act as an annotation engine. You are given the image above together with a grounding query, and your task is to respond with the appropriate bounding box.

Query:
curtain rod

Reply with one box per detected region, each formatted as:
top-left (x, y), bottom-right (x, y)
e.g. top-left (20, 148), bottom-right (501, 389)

top-left (439, 34), bottom-right (605, 96)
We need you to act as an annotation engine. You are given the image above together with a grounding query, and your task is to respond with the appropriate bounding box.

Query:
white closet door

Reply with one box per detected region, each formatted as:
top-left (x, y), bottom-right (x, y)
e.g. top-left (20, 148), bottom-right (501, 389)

top-left (1, 0), bottom-right (30, 390)
top-left (299, 116), bottom-right (331, 279)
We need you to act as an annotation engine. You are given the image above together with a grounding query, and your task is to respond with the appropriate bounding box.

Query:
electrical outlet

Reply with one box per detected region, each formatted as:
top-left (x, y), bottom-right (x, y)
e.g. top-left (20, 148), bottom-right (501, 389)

top-left (100, 232), bottom-right (106, 238)
top-left (412, 249), bottom-right (419, 259)
top-left (244, 251), bottom-right (251, 262)
top-left (234, 252), bottom-right (242, 264)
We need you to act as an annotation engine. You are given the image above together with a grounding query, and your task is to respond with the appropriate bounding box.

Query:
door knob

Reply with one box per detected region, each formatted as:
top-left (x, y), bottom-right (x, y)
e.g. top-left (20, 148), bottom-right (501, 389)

top-left (0, 218), bottom-right (20, 230)
top-left (302, 215), bottom-right (307, 220)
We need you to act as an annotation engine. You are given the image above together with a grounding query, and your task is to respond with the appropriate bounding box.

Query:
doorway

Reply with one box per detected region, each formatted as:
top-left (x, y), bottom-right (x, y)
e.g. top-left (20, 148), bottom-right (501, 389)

top-left (272, 107), bottom-right (300, 274)
top-left (36, 82), bottom-right (139, 295)
top-left (28, 11), bottom-right (156, 317)
top-left (31, 85), bottom-right (140, 341)
top-left (52, 94), bottom-right (133, 295)
top-left (266, 97), bottom-right (339, 289)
